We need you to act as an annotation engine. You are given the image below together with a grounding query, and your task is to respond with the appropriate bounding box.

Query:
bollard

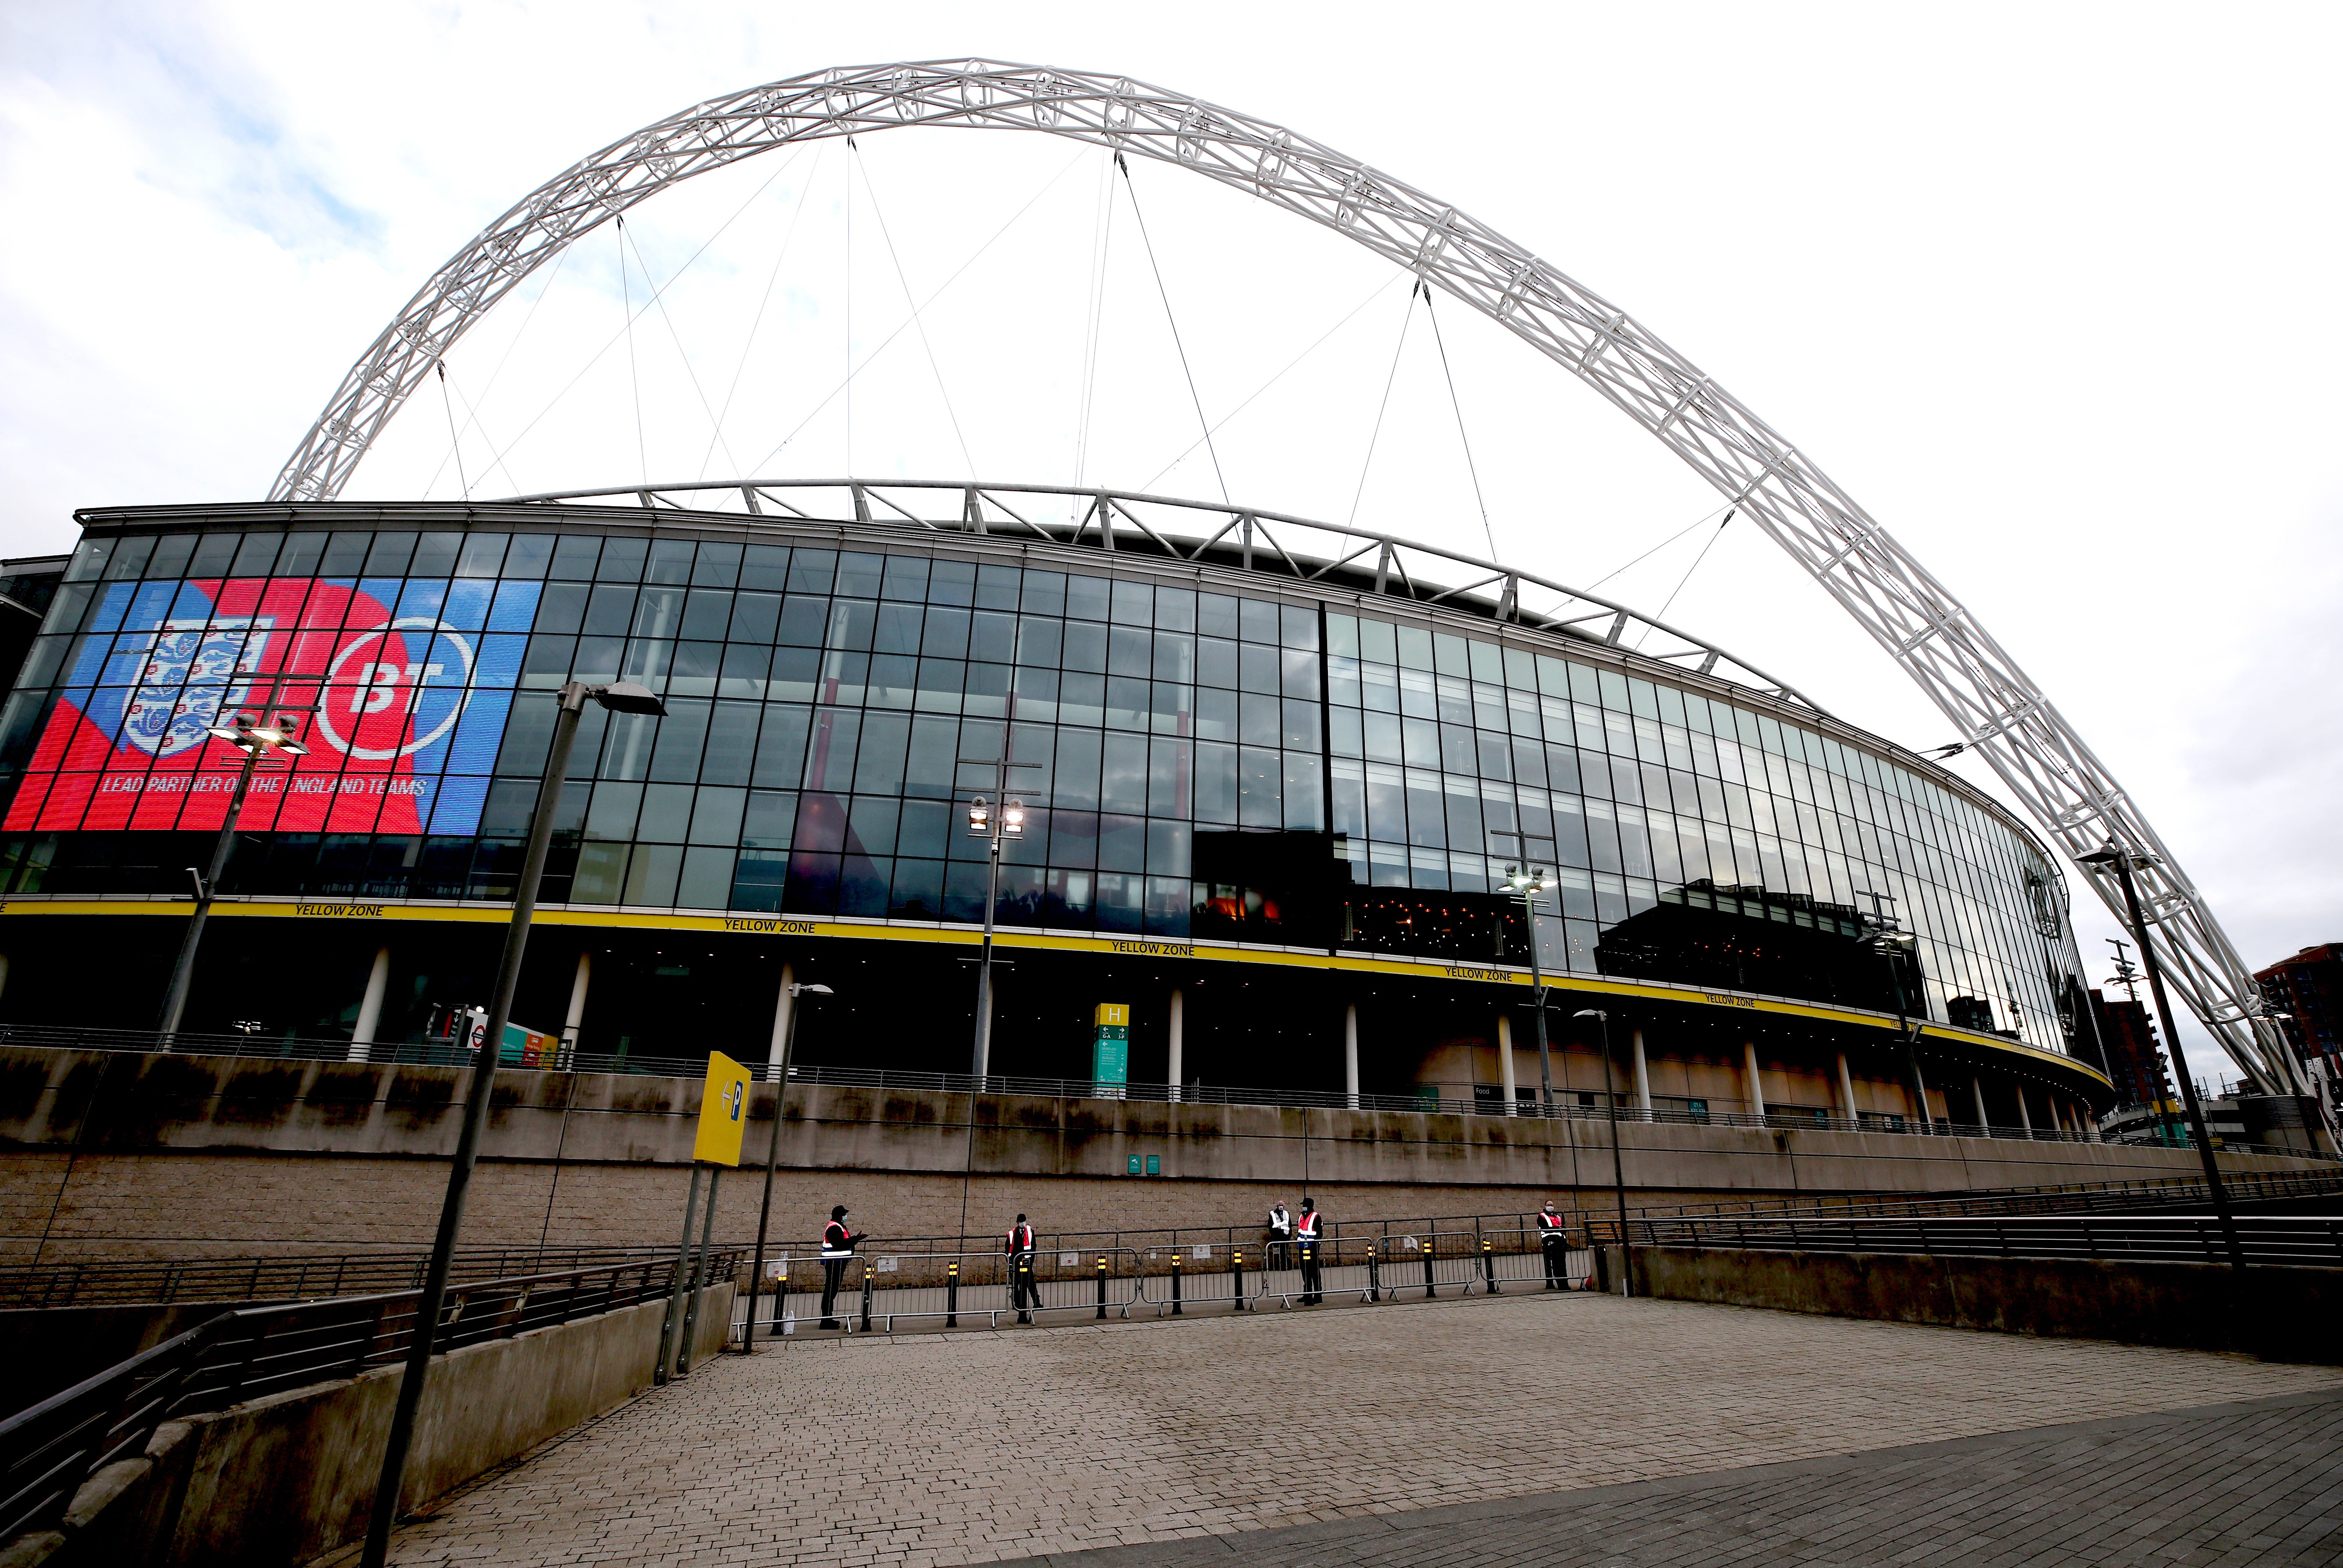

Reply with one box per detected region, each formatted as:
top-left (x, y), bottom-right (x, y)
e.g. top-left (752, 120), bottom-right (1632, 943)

top-left (1096, 1255), bottom-right (1108, 1320)
top-left (1232, 1247), bottom-right (1247, 1310)
top-left (1016, 1255), bottom-right (1034, 1324)
top-left (1483, 1236), bottom-right (1498, 1294)
top-left (1171, 1250), bottom-right (1183, 1315)
top-left (772, 1260), bottom-right (789, 1339)
top-left (859, 1267), bottom-right (874, 1334)
top-left (947, 1260), bottom-right (959, 1328)
top-left (1423, 1241), bottom-right (1437, 1299)
top-left (1367, 1242), bottom-right (1381, 1303)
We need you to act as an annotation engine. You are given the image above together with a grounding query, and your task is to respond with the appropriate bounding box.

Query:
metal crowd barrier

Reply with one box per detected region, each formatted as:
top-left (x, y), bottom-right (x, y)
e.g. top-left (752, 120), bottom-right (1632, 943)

top-left (739, 1248), bottom-right (1150, 1335)
top-left (1594, 1213), bottom-right (2343, 1268)
top-left (0, 1249), bottom-right (741, 1541)
top-left (0, 1245), bottom-right (690, 1311)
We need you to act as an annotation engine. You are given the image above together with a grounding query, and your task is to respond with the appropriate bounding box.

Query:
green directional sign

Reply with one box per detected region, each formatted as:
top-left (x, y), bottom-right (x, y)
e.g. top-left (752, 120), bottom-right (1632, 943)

top-left (1093, 1002), bottom-right (1129, 1092)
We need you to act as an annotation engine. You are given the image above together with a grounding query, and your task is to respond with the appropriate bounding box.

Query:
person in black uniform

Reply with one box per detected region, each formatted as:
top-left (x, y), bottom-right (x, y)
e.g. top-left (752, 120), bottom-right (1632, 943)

top-left (819, 1204), bottom-right (865, 1329)
top-left (1537, 1202), bottom-right (1571, 1289)
top-left (1295, 1197), bottom-right (1325, 1305)
top-left (1006, 1213), bottom-right (1041, 1322)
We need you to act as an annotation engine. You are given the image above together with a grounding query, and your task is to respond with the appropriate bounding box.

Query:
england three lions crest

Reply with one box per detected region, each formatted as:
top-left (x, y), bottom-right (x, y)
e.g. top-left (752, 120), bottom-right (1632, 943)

top-left (119, 619), bottom-right (273, 759)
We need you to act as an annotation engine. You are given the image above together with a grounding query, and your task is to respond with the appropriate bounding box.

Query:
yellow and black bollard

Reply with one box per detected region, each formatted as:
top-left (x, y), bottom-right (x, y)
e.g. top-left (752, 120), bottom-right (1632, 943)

top-left (859, 1263), bottom-right (874, 1334)
top-left (1171, 1250), bottom-right (1183, 1315)
top-left (1232, 1246), bottom-right (1247, 1310)
top-left (1095, 1254), bottom-right (1108, 1320)
top-left (1483, 1235), bottom-right (1498, 1293)
top-left (1367, 1240), bottom-right (1381, 1302)
top-left (946, 1259), bottom-right (959, 1328)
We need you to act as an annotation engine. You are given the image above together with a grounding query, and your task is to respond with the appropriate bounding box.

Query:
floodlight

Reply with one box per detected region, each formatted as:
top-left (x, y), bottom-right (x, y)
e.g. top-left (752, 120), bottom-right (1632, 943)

top-left (592, 681), bottom-right (668, 717)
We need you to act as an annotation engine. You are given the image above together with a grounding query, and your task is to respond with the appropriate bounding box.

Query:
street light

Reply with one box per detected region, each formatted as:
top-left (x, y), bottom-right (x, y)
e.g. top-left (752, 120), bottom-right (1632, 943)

top-left (958, 733), bottom-right (1041, 1081)
top-left (1574, 1009), bottom-right (1632, 1297)
top-left (158, 701), bottom-right (314, 1038)
top-left (361, 678), bottom-right (662, 1568)
top-left (1856, 894), bottom-right (1932, 1135)
top-left (1502, 861), bottom-right (1555, 1116)
top-left (744, 979), bottom-right (832, 1351)
top-left (2077, 843), bottom-right (2244, 1269)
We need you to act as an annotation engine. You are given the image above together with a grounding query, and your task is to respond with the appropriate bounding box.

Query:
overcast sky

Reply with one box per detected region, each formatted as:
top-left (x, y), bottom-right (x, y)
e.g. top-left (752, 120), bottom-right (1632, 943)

top-left (3, 1), bottom-right (2337, 1080)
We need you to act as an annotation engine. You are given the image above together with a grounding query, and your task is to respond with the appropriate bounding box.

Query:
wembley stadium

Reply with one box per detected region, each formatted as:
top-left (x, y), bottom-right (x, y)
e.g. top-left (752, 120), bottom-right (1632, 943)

top-left (0, 58), bottom-right (2316, 1144)
top-left (0, 481), bottom-right (2112, 1131)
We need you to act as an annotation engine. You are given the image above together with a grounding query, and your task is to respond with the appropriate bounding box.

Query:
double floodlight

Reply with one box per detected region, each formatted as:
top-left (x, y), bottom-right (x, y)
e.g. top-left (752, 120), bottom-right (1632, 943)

top-left (1503, 863), bottom-right (1547, 896)
top-left (2077, 842), bottom-right (2159, 873)
top-left (205, 711), bottom-right (311, 757)
top-left (966, 796), bottom-right (1026, 838)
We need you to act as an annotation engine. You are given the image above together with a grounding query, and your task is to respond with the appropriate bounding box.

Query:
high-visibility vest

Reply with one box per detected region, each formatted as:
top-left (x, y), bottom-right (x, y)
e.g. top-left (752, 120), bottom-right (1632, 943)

top-left (1295, 1211), bottom-right (1320, 1239)
top-left (1538, 1212), bottom-right (1567, 1234)
top-left (1008, 1224), bottom-right (1035, 1253)
top-left (821, 1221), bottom-right (853, 1260)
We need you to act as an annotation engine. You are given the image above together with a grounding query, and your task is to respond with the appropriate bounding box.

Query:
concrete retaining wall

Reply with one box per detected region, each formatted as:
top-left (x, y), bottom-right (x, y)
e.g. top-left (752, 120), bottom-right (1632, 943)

top-left (8, 1282), bottom-right (733, 1568)
top-left (4, 1048), bottom-right (2323, 1264)
top-left (1625, 1246), bottom-right (2342, 1363)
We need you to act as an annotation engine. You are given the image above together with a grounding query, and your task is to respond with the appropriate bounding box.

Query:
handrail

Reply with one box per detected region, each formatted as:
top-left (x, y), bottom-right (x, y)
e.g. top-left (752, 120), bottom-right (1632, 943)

top-left (1589, 1213), bottom-right (2343, 1269)
top-left (0, 1250), bottom-right (739, 1540)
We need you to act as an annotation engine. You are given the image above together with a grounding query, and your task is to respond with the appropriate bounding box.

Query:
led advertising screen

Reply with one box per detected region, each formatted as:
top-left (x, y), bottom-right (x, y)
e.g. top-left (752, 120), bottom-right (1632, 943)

top-left (6, 575), bottom-right (539, 835)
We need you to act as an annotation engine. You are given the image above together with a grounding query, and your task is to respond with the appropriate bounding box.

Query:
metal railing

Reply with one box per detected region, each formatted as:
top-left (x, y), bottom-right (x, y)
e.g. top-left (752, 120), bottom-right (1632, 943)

top-left (0, 1249), bottom-right (740, 1541)
top-left (2, 1026), bottom-right (2240, 1154)
top-left (0, 1245), bottom-right (692, 1311)
top-left (1621, 1169), bottom-right (2343, 1226)
top-left (1594, 1213), bottom-right (2343, 1269)
top-left (738, 1232), bottom-right (1596, 1336)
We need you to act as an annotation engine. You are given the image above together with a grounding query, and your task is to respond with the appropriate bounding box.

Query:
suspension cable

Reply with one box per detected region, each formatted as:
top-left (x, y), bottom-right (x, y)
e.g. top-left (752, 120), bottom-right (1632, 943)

top-left (618, 217), bottom-right (646, 486)
top-left (1346, 281), bottom-right (1419, 531)
top-left (463, 149), bottom-right (810, 488)
top-left (1139, 274), bottom-right (1401, 496)
top-left (622, 220), bottom-right (748, 478)
top-left (748, 149), bottom-right (1089, 473)
top-left (1072, 150), bottom-right (1116, 489)
top-left (698, 147), bottom-right (821, 480)
top-left (1419, 282), bottom-right (1497, 561)
top-left (1115, 152), bottom-right (1226, 503)
top-left (434, 362), bottom-right (469, 500)
top-left (1640, 509), bottom-right (1736, 642)
top-left (853, 141), bottom-right (978, 480)
top-left (437, 366), bottom-right (524, 498)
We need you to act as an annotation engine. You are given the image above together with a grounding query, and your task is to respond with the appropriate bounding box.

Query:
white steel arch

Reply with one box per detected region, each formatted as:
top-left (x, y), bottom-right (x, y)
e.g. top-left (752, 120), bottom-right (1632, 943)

top-left (269, 59), bottom-right (2299, 1095)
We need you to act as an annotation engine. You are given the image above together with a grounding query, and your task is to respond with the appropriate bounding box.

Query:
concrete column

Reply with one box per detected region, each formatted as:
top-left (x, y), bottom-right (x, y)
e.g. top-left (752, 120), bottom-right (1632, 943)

top-left (1742, 1040), bottom-right (1766, 1120)
top-left (767, 960), bottom-right (795, 1083)
top-left (1836, 1051), bottom-right (1857, 1124)
top-left (1497, 1011), bottom-right (1517, 1115)
top-left (2014, 1081), bottom-right (2034, 1137)
top-left (559, 951), bottom-right (592, 1069)
top-left (1971, 1075), bottom-right (1989, 1132)
top-left (1344, 1002), bottom-right (1360, 1110)
top-left (1631, 1027), bottom-right (1652, 1116)
top-left (349, 946), bottom-right (391, 1062)
top-left (1167, 988), bottom-right (1184, 1103)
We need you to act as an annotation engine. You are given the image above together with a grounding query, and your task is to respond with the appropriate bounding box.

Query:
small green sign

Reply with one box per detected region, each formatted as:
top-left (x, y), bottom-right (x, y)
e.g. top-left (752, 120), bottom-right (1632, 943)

top-left (1145, 1154), bottom-right (1161, 1176)
top-left (1127, 1154), bottom-right (1142, 1176)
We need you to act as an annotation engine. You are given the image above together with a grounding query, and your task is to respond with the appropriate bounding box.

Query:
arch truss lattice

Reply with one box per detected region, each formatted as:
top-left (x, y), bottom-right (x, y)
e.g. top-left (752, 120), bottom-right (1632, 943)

top-left (269, 59), bottom-right (2301, 1096)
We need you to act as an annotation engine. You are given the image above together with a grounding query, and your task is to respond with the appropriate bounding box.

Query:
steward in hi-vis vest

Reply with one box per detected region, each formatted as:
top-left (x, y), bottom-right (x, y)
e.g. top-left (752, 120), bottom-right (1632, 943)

top-left (1537, 1203), bottom-right (1571, 1289)
top-left (1295, 1199), bottom-right (1325, 1305)
top-left (1007, 1212), bottom-right (1043, 1320)
top-left (818, 1205), bottom-right (865, 1329)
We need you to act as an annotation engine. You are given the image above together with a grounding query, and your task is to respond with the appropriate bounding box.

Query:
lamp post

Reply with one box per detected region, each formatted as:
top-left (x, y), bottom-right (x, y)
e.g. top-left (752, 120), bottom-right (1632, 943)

top-left (1574, 1009), bottom-right (1632, 1297)
top-left (1501, 861), bottom-right (1554, 1115)
top-left (157, 701), bottom-right (312, 1038)
top-left (2078, 844), bottom-right (2244, 1269)
top-left (1857, 895), bottom-right (1931, 1134)
top-left (743, 979), bottom-right (831, 1350)
top-left (959, 731), bottom-right (1037, 1080)
top-left (360, 679), bottom-right (663, 1568)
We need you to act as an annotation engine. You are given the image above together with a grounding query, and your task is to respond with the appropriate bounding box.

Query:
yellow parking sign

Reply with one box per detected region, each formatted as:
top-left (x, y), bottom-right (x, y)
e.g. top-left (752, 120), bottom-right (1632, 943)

top-left (693, 1051), bottom-right (753, 1166)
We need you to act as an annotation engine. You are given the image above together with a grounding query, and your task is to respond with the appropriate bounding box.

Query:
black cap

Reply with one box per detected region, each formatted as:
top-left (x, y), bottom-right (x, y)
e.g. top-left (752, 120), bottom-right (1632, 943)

top-left (1301, 1198), bottom-right (1315, 1211)
top-left (831, 1204), bottom-right (848, 1220)
top-left (1016, 1213), bottom-right (1027, 1223)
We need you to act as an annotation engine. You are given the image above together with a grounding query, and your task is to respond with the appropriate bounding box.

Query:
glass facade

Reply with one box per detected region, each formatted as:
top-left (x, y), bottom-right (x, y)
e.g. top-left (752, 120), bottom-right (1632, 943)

top-left (0, 521), bottom-right (2094, 1055)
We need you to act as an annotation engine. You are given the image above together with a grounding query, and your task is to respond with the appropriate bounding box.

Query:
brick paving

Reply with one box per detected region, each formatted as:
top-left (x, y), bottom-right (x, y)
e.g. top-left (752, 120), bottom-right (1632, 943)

top-left (1008, 1387), bottom-right (2343, 1566)
top-left (378, 1293), bottom-right (2343, 1568)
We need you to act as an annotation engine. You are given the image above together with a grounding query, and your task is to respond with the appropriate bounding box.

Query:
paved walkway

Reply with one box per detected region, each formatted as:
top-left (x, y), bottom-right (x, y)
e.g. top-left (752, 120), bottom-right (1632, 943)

top-left (378, 1293), bottom-right (2343, 1568)
top-left (1008, 1387), bottom-right (2343, 1566)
